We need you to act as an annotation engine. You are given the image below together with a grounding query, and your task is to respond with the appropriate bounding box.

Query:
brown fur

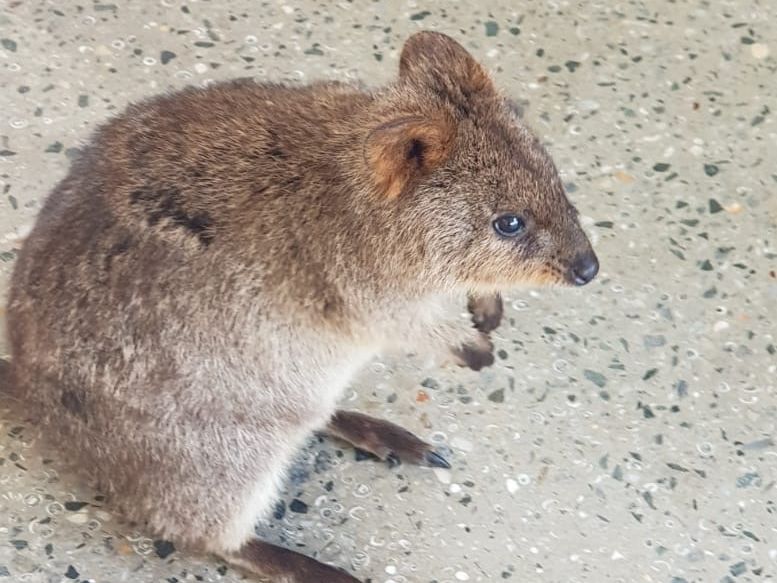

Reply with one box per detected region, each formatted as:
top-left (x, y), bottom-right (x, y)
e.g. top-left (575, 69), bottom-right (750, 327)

top-left (4, 32), bottom-right (597, 582)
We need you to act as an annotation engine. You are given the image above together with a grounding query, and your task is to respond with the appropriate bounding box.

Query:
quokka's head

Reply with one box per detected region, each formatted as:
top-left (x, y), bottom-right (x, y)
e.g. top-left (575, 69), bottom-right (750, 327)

top-left (362, 31), bottom-right (598, 292)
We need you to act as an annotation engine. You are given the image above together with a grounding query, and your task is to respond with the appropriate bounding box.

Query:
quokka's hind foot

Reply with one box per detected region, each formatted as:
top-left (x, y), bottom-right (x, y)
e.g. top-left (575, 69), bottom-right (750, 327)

top-left (226, 538), bottom-right (362, 583)
top-left (326, 410), bottom-right (450, 469)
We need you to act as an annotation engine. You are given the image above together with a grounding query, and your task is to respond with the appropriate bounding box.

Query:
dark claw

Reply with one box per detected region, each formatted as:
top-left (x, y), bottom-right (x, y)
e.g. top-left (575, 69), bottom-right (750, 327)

top-left (424, 450), bottom-right (451, 469)
top-left (354, 448), bottom-right (379, 462)
top-left (386, 453), bottom-right (401, 468)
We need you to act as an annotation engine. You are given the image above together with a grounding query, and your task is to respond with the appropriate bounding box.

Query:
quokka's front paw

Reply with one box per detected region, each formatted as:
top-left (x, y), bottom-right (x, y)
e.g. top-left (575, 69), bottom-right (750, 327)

top-left (451, 331), bottom-right (495, 371)
top-left (467, 292), bottom-right (503, 334)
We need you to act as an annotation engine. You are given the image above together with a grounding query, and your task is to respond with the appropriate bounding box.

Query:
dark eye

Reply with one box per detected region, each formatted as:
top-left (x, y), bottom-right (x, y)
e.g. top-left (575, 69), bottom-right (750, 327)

top-left (492, 214), bottom-right (526, 237)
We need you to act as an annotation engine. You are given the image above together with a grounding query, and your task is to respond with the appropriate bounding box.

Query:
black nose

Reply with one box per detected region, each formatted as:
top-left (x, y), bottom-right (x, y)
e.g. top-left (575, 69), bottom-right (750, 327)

top-left (569, 251), bottom-right (599, 286)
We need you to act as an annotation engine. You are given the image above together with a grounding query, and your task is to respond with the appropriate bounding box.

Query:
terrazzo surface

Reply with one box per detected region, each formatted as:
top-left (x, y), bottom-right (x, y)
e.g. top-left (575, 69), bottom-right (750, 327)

top-left (1, 1), bottom-right (776, 582)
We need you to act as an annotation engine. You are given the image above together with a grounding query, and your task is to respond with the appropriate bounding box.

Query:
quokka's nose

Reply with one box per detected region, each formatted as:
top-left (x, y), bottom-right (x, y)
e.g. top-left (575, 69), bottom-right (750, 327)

top-left (568, 251), bottom-right (599, 286)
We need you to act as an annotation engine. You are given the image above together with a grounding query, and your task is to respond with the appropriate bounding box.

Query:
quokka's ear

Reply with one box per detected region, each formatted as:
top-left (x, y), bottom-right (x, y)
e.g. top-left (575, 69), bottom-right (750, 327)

top-left (365, 115), bottom-right (454, 199)
top-left (399, 31), bottom-right (494, 96)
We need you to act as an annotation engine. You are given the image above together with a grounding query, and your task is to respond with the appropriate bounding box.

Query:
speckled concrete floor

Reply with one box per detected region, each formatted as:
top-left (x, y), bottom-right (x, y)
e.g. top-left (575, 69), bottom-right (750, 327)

top-left (1, 1), bottom-right (776, 582)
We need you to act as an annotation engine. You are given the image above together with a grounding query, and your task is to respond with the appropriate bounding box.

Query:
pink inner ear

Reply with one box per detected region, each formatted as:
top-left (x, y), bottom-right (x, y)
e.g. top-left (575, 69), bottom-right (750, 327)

top-left (366, 116), bottom-right (455, 199)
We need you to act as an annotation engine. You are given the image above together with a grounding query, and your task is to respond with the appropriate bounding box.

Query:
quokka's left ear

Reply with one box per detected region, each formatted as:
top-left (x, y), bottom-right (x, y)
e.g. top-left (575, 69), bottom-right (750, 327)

top-left (398, 31), bottom-right (495, 97)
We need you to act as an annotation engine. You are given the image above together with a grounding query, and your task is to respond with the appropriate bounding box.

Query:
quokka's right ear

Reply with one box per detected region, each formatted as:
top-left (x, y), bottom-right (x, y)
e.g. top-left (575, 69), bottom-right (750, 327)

top-left (364, 114), bottom-right (455, 199)
top-left (399, 31), bottom-right (494, 97)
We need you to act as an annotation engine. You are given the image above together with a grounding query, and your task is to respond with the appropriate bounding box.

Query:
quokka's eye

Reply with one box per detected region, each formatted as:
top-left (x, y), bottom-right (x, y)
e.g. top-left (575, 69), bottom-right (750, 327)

top-left (492, 214), bottom-right (526, 237)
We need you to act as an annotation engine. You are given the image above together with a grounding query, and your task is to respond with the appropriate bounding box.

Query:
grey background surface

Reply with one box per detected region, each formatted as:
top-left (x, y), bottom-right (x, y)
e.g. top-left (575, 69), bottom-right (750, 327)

top-left (1, 1), bottom-right (776, 582)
